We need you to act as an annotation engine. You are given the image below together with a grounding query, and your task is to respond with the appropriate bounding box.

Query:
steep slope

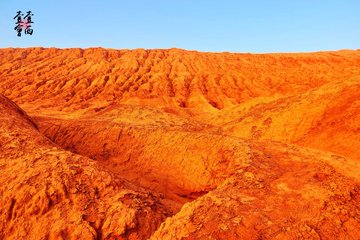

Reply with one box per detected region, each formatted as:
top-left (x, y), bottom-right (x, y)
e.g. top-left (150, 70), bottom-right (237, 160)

top-left (0, 94), bottom-right (170, 239)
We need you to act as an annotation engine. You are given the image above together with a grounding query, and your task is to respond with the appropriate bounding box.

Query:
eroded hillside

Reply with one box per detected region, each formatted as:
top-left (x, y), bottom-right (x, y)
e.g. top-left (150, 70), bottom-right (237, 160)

top-left (0, 48), bottom-right (359, 239)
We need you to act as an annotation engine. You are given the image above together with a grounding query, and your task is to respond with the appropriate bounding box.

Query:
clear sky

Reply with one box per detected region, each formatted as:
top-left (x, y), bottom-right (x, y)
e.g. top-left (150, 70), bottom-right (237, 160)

top-left (0, 0), bottom-right (359, 53)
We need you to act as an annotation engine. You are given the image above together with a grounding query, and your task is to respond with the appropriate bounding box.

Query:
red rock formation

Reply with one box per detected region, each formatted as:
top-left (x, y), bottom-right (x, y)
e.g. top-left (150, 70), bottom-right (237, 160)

top-left (0, 48), bottom-right (359, 239)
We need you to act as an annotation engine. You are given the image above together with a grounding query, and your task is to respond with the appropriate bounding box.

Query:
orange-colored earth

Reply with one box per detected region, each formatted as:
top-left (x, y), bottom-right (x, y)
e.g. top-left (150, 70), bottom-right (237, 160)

top-left (0, 47), bottom-right (360, 239)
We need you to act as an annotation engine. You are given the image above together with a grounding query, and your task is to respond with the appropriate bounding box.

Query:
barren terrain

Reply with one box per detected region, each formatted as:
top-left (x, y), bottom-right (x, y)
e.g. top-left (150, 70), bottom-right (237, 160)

top-left (0, 48), bottom-right (359, 239)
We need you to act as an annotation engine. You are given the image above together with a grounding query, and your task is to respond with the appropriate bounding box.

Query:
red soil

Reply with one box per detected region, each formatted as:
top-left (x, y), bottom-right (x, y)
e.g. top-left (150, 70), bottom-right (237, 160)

top-left (0, 48), bottom-right (359, 239)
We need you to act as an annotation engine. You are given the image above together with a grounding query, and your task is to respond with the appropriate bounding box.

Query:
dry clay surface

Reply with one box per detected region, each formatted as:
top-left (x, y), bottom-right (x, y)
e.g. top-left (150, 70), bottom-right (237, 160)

top-left (0, 48), bottom-right (360, 239)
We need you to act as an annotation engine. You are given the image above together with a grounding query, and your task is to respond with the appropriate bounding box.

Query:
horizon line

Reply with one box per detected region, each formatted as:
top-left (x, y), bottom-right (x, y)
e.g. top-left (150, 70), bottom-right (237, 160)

top-left (1, 46), bottom-right (359, 55)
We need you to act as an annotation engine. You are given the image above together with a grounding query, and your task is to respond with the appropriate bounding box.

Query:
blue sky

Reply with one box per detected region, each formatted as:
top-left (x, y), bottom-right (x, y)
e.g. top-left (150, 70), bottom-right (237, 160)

top-left (0, 0), bottom-right (359, 53)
